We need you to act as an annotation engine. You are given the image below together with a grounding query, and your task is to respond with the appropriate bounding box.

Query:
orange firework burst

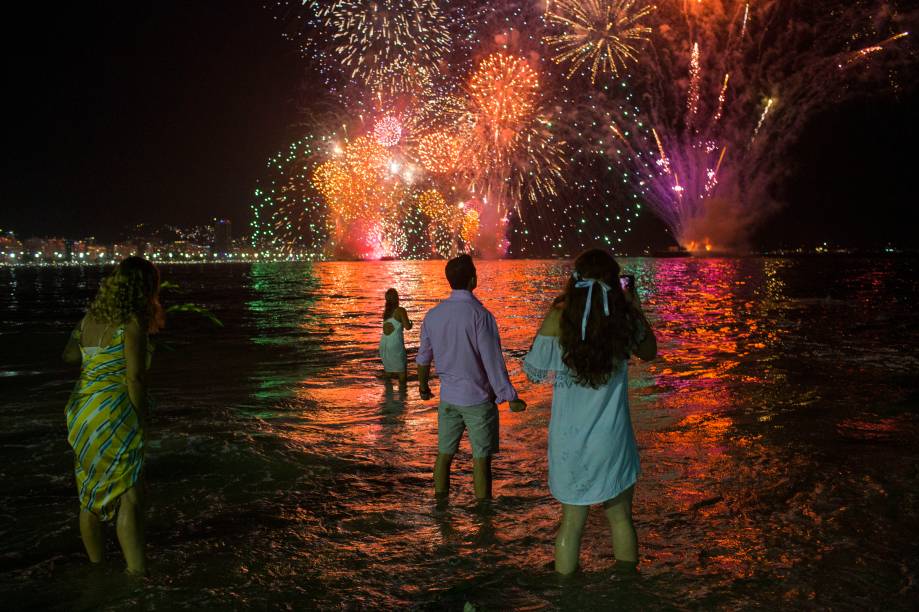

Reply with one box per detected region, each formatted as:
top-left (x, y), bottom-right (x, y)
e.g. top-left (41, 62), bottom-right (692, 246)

top-left (544, 0), bottom-right (656, 84)
top-left (312, 160), bottom-right (352, 212)
top-left (345, 135), bottom-right (390, 180)
top-left (460, 209), bottom-right (480, 246)
top-left (415, 189), bottom-right (453, 225)
top-left (313, 137), bottom-right (404, 226)
top-left (469, 52), bottom-right (540, 126)
top-left (416, 130), bottom-right (463, 174)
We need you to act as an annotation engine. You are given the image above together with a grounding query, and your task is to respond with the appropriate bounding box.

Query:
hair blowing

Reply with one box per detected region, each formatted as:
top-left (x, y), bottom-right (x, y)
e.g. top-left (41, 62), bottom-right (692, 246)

top-left (88, 256), bottom-right (165, 334)
top-left (557, 249), bottom-right (641, 388)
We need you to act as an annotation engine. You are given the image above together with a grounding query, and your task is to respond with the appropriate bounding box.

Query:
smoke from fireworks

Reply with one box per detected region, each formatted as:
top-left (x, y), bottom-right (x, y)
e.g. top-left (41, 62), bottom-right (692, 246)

top-left (600, 0), bottom-right (913, 251)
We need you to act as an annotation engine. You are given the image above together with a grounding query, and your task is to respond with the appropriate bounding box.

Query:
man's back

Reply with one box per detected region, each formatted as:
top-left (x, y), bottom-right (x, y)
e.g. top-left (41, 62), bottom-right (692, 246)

top-left (416, 290), bottom-right (516, 407)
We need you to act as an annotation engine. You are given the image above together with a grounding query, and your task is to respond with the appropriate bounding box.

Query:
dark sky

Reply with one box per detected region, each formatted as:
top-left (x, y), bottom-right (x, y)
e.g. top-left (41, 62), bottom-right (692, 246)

top-left (2, 1), bottom-right (917, 250)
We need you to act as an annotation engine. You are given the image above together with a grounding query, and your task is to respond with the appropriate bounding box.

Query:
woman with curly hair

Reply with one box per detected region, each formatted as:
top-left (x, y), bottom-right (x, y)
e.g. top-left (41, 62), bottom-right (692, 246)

top-left (61, 256), bottom-right (164, 575)
top-left (523, 249), bottom-right (656, 575)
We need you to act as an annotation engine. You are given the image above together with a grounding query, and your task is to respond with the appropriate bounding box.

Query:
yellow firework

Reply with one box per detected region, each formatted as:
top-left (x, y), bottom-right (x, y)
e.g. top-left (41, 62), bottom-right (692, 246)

top-left (415, 189), bottom-right (453, 225)
top-left (544, 0), bottom-right (657, 84)
top-left (460, 209), bottom-right (480, 245)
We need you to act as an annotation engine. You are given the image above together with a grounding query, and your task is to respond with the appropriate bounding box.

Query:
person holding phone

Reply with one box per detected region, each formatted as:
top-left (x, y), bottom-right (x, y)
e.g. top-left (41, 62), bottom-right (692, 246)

top-left (417, 254), bottom-right (527, 502)
top-left (523, 249), bottom-right (656, 575)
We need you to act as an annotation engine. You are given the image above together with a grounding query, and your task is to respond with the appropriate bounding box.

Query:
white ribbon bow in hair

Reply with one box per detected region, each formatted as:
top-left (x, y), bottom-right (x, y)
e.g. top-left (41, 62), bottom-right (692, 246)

top-left (573, 272), bottom-right (611, 340)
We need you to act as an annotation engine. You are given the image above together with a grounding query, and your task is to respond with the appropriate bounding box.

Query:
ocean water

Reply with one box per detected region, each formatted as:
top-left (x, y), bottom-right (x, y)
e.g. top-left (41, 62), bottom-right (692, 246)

top-left (1, 258), bottom-right (917, 610)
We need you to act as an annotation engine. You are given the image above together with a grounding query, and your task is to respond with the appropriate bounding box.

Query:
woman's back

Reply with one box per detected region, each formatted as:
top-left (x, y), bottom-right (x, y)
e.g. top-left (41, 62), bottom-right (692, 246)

top-left (72, 317), bottom-right (129, 384)
top-left (525, 333), bottom-right (637, 505)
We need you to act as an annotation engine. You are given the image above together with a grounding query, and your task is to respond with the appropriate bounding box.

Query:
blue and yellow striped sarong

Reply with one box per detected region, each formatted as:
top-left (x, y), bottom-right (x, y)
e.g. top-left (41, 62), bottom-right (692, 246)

top-left (65, 326), bottom-right (145, 521)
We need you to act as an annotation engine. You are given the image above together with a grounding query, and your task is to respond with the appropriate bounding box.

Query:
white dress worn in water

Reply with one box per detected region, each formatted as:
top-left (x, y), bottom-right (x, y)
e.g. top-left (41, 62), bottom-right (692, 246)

top-left (379, 317), bottom-right (407, 372)
top-left (523, 335), bottom-right (641, 505)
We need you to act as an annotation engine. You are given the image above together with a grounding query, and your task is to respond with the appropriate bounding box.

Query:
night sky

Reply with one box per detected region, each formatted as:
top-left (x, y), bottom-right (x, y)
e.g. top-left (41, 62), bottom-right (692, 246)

top-left (3, 1), bottom-right (917, 250)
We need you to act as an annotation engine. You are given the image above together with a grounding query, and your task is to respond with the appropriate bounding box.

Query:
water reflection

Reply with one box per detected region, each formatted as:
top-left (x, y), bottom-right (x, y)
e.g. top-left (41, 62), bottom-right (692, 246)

top-left (1, 257), bottom-right (917, 608)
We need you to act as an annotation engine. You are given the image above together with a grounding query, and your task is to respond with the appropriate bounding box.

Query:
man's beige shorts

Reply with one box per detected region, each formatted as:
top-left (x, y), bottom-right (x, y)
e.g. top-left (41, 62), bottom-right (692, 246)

top-left (438, 401), bottom-right (499, 458)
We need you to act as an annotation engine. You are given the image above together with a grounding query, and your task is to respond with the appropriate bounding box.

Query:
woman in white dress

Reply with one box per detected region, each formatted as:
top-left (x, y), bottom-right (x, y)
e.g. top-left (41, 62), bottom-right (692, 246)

top-left (523, 249), bottom-right (657, 575)
top-left (379, 288), bottom-right (413, 386)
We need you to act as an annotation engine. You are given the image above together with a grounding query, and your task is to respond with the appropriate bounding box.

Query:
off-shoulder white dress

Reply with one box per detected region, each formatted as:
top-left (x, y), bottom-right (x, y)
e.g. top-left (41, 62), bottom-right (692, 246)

top-left (523, 335), bottom-right (640, 505)
top-left (379, 317), bottom-right (407, 372)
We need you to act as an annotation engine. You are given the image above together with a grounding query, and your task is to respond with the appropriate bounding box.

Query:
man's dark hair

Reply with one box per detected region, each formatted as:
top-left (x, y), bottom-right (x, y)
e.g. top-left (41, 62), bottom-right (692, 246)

top-left (445, 254), bottom-right (476, 290)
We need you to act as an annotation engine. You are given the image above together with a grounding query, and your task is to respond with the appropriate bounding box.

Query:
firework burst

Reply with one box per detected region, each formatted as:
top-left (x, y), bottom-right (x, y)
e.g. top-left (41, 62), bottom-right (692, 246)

top-left (373, 115), bottom-right (403, 147)
top-left (602, 0), bottom-right (913, 252)
top-left (328, 0), bottom-right (451, 95)
top-left (544, 0), bottom-right (656, 84)
top-left (250, 135), bottom-right (330, 257)
top-left (468, 52), bottom-right (541, 127)
top-left (416, 130), bottom-right (464, 174)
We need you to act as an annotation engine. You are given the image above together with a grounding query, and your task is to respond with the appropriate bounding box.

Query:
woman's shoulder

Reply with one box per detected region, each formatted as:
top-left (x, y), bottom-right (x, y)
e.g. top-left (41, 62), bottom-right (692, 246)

top-left (123, 314), bottom-right (145, 335)
top-left (538, 306), bottom-right (562, 337)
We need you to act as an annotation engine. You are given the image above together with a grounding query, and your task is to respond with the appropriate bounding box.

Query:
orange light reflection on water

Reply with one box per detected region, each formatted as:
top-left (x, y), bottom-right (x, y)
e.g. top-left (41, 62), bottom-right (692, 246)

top-left (247, 258), bottom-right (794, 580)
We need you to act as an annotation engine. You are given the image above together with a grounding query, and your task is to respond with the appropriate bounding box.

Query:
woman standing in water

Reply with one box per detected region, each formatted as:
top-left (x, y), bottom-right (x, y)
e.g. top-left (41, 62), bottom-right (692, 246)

top-left (379, 288), bottom-right (412, 386)
top-left (523, 249), bottom-right (656, 575)
top-left (62, 256), bottom-right (163, 576)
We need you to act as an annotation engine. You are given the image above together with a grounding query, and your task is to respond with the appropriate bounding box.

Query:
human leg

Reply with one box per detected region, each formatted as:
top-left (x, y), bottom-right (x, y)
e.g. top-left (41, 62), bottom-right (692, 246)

top-left (472, 456), bottom-right (492, 500)
top-left (603, 485), bottom-right (637, 564)
top-left (555, 503), bottom-right (589, 575)
top-left (115, 485), bottom-right (146, 575)
top-left (436, 402), bottom-right (465, 496)
top-left (461, 402), bottom-right (498, 499)
top-left (79, 509), bottom-right (105, 562)
top-left (434, 453), bottom-right (454, 496)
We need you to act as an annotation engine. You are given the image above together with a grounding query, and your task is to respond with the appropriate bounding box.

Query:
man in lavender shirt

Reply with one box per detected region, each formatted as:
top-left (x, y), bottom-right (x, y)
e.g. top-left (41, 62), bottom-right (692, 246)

top-left (417, 255), bottom-right (527, 501)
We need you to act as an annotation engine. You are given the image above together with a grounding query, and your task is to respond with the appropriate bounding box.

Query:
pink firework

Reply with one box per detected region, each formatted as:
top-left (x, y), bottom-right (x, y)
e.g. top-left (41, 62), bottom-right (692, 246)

top-left (373, 115), bottom-right (403, 147)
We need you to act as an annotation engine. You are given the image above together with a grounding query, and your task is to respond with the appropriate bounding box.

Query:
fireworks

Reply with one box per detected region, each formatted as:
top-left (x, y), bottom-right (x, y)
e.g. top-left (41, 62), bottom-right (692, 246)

top-left (601, 0), bottom-right (912, 251)
top-left (345, 135), bottom-right (390, 179)
top-left (544, 0), bottom-right (656, 84)
top-left (416, 189), bottom-right (452, 224)
top-left (258, 0), bottom-right (913, 259)
top-left (327, 0), bottom-right (451, 95)
top-left (416, 130), bottom-right (463, 174)
top-left (250, 135), bottom-right (330, 257)
top-left (461, 209), bottom-right (480, 246)
top-left (469, 52), bottom-right (540, 127)
top-left (416, 189), bottom-right (460, 256)
top-left (373, 115), bottom-right (403, 147)
top-left (462, 51), bottom-right (567, 249)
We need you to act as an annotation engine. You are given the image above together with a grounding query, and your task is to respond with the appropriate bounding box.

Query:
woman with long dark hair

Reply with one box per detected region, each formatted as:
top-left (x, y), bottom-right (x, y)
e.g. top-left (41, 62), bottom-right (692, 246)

top-left (379, 287), bottom-right (412, 386)
top-left (523, 249), bottom-right (657, 575)
top-left (61, 256), bottom-right (164, 575)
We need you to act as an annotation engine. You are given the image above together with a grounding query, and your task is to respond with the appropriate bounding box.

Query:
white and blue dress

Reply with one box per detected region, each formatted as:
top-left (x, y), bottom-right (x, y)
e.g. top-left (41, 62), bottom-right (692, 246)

top-left (379, 316), bottom-right (407, 373)
top-left (523, 334), bottom-right (641, 506)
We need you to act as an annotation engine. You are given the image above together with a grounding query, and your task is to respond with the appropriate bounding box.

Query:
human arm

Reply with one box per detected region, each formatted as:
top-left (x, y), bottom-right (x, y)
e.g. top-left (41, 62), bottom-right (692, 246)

top-left (418, 364), bottom-right (433, 400)
top-left (124, 317), bottom-right (149, 425)
top-left (537, 304), bottom-right (562, 337)
top-left (626, 290), bottom-right (657, 361)
top-left (416, 319), bottom-right (433, 399)
top-left (62, 320), bottom-right (83, 365)
top-left (396, 306), bottom-right (413, 330)
top-left (476, 312), bottom-right (525, 411)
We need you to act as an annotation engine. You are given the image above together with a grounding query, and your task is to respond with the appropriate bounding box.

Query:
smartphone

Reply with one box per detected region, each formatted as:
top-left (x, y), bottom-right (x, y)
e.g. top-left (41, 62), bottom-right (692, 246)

top-left (619, 274), bottom-right (636, 291)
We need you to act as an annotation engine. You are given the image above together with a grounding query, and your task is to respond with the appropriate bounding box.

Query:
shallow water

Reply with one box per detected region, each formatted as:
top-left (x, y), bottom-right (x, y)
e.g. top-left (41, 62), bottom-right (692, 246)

top-left (1, 258), bottom-right (917, 610)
